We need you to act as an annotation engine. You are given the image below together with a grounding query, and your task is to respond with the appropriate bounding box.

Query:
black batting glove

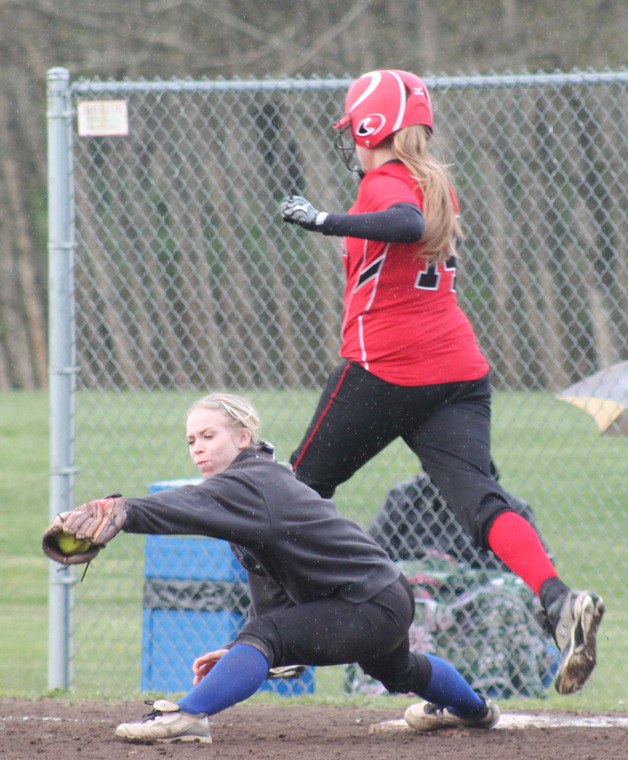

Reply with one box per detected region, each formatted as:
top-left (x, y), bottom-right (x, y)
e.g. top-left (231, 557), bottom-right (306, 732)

top-left (279, 195), bottom-right (328, 232)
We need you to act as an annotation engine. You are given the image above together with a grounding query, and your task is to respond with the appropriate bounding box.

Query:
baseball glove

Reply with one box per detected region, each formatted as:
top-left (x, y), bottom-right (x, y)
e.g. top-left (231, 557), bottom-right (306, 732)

top-left (42, 495), bottom-right (127, 566)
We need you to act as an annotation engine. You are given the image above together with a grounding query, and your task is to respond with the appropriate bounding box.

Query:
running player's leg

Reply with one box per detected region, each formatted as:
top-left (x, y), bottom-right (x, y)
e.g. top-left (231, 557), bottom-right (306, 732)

top-left (403, 374), bottom-right (604, 694)
top-left (403, 375), bottom-right (560, 584)
top-left (401, 375), bottom-right (513, 548)
top-left (290, 361), bottom-right (400, 498)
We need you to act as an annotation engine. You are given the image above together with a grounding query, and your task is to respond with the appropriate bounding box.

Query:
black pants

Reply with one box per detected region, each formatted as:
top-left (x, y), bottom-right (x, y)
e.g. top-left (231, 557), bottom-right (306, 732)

top-left (290, 361), bottom-right (512, 548)
top-left (235, 575), bottom-right (432, 694)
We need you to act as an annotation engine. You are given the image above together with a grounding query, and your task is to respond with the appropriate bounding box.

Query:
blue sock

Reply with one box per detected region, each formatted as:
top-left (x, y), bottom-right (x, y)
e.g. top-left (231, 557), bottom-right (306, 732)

top-left (178, 644), bottom-right (269, 716)
top-left (421, 654), bottom-right (485, 717)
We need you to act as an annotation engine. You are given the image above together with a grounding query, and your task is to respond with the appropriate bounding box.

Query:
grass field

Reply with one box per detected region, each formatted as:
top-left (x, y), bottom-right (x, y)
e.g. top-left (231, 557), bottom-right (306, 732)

top-left (0, 389), bottom-right (625, 713)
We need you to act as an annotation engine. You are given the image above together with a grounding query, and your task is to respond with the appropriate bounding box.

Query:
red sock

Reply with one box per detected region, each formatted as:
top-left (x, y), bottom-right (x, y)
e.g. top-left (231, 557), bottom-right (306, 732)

top-left (487, 511), bottom-right (558, 595)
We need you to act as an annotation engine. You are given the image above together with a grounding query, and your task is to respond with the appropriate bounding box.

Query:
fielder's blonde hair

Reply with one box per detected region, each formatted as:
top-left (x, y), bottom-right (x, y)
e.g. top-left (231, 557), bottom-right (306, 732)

top-left (392, 124), bottom-right (463, 264)
top-left (188, 392), bottom-right (261, 445)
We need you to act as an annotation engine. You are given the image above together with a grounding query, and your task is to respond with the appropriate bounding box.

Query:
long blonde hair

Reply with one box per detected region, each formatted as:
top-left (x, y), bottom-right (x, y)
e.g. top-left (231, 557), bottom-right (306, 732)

top-left (392, 124), bottom-right (463, 263)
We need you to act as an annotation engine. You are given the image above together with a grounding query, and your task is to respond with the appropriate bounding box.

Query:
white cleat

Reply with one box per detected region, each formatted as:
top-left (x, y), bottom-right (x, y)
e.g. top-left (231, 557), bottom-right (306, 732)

top-left (115, 699), bottom-right (212, 743)
top-left (405, 699), bottom-right (500, 732)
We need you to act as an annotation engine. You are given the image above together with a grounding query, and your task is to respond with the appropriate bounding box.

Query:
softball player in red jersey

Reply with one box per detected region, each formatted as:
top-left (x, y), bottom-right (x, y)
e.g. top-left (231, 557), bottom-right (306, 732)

top-left (280, 68), bottom-right (604, 696)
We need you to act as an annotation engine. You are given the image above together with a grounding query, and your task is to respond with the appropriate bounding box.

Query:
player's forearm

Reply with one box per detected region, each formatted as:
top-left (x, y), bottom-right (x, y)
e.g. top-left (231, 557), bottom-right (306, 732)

top-left (319, 202), bottom-right (424, 242)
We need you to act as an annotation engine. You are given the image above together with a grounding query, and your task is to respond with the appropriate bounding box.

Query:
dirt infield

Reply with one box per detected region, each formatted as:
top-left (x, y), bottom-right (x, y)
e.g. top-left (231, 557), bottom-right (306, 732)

top-left (1, 698), bottom-right (626, 760)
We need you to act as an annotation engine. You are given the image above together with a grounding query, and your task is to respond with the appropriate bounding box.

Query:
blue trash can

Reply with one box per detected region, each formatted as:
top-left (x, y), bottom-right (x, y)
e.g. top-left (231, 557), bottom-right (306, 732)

top-left (141, 479), bottom-right (315, 696)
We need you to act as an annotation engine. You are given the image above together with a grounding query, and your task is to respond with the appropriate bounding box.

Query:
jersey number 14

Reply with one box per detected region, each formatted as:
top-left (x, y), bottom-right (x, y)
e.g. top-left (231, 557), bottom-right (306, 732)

top-left (415, 257), bottom-right (457, 292)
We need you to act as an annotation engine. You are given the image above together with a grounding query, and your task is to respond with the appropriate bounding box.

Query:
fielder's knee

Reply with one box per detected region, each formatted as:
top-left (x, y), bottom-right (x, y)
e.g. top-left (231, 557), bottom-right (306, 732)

top-left (233, 617), bottom-right (282, 667)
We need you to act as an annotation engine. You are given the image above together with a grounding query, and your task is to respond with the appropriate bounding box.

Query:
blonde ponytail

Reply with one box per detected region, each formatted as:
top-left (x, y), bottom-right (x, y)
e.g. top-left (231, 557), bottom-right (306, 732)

top-left (392, 125), bottom-right (463, 263)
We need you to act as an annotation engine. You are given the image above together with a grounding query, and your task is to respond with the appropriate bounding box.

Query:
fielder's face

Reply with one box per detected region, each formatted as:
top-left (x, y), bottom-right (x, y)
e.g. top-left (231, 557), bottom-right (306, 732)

top-left (187, 407), bottom-right (252, 479)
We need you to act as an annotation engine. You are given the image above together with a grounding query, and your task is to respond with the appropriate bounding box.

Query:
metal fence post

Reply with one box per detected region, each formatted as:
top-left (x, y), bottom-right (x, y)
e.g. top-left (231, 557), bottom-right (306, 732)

top-left (46, 66), bottom-right (77, 690)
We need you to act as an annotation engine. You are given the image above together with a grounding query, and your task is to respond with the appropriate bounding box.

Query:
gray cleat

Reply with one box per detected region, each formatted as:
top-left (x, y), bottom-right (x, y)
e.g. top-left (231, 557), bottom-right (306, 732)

top-left (404, 699), bottom-right (500, 731)
top-left (546, 590), bottom-right (605, 694)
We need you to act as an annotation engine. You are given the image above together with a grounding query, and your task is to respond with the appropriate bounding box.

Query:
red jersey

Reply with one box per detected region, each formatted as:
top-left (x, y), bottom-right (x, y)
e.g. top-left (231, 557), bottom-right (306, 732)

top-left (340, 162), bottom-right (489, 386)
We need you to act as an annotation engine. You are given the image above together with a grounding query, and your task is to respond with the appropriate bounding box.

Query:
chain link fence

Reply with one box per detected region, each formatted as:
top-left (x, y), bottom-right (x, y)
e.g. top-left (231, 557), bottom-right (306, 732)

top-left (48, 70), bottom-right (627, 703)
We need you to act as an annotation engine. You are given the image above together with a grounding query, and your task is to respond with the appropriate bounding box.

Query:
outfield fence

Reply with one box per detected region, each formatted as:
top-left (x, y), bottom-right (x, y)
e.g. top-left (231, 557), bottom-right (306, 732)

top-left (47, 68), bottom-right (627, 703)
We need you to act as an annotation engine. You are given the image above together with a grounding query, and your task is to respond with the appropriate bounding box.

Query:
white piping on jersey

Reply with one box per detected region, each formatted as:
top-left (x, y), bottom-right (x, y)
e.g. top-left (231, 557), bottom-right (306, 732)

top-left (364, 251), bottom-right (387, 311)
top-left (358, 315), bottom-right (368, 368)
top-left (356, 242), bottom-right (390, 367)
top-left (341, 238), bottom-right (369, 338)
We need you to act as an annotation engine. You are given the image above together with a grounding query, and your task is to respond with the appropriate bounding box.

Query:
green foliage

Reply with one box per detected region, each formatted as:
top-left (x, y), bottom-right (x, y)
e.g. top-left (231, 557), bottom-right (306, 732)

top-left (0, 391), bottom-right (50, 694)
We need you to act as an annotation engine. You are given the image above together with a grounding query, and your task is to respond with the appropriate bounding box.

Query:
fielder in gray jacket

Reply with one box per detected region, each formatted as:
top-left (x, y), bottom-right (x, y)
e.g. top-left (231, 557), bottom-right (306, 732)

top-left (46, 392), bottom-right (499, 744)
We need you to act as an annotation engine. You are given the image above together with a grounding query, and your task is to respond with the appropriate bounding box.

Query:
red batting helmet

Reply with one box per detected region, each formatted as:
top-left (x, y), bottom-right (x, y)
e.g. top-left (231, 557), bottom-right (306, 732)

top-left (334, 69), bottom-right (433, 148)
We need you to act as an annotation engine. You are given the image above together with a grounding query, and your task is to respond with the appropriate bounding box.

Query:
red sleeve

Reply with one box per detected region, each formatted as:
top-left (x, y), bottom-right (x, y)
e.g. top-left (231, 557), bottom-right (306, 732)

top-left (357, 171), bottom-right (421, 213)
